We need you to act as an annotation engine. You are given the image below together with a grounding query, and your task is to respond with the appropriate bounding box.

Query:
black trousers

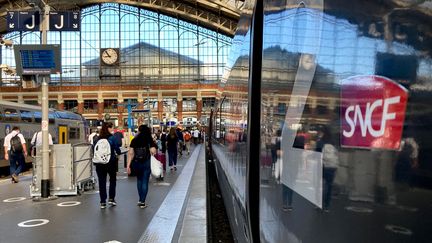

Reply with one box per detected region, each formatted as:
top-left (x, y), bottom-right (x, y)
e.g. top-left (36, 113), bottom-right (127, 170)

top-left (95, 164), bottom-right (117, 203)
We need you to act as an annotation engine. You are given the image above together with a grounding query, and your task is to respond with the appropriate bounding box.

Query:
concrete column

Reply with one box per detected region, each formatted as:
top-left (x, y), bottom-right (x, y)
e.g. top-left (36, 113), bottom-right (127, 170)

top-left (157, 92), bottom-right (163, 122)
top-left (97, 94), bottom-right (104, 120)
top-left (197, 99), bottom-right (203, 121)
top-left (17, 95), bottom-right (24, 104)
top-left (97, 103), bottom-right (104, 120)
top-left (137, 101), bottom-right (144, 110)
top-left (177, 92), bottom-right (183, 121)
top-left (158, 100), bottom-right (163, 122)
top-left (77, 93), bottom-right (84, 114)
top-left (117, 102), bottom-right (125, 128)
top-left (77, 102), bottom-right (84, 114)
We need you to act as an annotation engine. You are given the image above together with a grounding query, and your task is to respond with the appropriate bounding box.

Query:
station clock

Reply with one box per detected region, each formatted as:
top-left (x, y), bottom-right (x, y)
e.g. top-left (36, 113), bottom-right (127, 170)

top-left (100, 48), bottom-right (120, 66)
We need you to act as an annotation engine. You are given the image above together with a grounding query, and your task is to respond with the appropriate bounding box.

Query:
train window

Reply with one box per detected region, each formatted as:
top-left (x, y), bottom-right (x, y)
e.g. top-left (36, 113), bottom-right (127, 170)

top-left (69, 128), bottom-right (80, 139)
top-left (32, 111), bottom-right (55, 123)
top-left (34, 111), bottom-right (42, 123)
top-left (4, 108), bottom-right (19, 122)
top-left (20, 110), bottom-right (34, 122)
top-left (49, 113), bottom-right (55, 124)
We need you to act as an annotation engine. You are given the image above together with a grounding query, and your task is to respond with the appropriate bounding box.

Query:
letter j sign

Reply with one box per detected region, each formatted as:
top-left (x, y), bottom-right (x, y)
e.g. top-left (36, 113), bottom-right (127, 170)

top-left (340, 75), bottom-right (408, 150)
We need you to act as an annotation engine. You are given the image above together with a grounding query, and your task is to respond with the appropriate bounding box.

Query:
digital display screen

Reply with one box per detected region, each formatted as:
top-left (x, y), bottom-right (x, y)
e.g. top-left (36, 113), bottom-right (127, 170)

top-left (14, 45), bottom-right (61, 75)
top-left (20, 50), bottom-right (56, 69)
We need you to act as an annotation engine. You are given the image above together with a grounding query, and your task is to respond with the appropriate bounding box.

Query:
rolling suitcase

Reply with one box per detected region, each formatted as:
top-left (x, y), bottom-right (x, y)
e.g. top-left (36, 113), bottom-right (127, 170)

top-left (155, 152), bottom-right (167, 171)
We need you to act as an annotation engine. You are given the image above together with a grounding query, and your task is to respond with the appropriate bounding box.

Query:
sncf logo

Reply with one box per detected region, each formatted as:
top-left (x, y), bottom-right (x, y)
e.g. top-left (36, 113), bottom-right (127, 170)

top-left (341, 75), bottom-right (408, 150)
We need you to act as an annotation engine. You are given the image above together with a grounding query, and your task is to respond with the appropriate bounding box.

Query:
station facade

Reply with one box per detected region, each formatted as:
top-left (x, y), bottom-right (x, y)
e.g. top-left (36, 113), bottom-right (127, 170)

top-left (0, 3), bottom-right (232, 129)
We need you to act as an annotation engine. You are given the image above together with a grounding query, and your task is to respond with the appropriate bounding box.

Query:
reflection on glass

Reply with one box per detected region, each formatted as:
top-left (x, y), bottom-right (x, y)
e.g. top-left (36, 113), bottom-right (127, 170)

top-left (259, 0), bottom-right (432, 242)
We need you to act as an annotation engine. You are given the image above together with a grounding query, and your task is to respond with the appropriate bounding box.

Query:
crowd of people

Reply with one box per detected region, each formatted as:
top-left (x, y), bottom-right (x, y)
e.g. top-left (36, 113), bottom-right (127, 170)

top-left (89, 124), bottom-right (204, 209)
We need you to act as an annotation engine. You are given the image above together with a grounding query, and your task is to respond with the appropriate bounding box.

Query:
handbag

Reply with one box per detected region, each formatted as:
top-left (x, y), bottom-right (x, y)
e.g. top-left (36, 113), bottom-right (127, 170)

top-left (150, 155), bottom-right (163, 178)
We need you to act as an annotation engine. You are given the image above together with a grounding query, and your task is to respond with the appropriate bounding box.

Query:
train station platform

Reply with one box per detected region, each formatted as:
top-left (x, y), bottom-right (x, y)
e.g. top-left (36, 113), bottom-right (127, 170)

top-left (0, 144), bottom-right (206, 243)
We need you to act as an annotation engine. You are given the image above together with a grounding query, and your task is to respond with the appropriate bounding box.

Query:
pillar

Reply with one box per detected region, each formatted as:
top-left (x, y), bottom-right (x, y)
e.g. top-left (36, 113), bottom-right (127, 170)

top-left (177, 92), bottom-right (183, 121)
top-left (197, 99), bottom-right (203, 121)
top-left (157, 92), bottom-right (163, 122)
top-left (57, 94), bottom-right (64, 110)
top-left (117, 98), bottom-right (125, 128)
top-left (77, 103), bottom-right (84, 114)
top-left (77, 94), bottom-right (84, 114)
top-left (97, 93), bottom-right (104, 120)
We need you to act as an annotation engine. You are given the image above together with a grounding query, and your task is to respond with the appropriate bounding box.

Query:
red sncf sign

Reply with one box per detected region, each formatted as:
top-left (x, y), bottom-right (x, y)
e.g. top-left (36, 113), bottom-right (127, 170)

top-left (340, 75), bottom-right (408, 150)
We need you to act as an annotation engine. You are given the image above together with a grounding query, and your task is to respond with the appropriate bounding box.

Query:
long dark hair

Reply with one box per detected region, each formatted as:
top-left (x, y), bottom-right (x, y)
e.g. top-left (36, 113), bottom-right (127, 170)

top-left (169, 127), bottom-right (177, 139)
top-left (99, 122), bottom-right (113, 139)
top-left (137, 125), bottom-right (152, 141)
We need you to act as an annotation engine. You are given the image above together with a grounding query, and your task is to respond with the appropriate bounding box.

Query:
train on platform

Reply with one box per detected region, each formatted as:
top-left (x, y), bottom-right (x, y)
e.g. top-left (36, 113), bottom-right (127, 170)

top-left (0, 100), bottom-right (88, 172)
top-left (208, 0), bottom-right (432, 242)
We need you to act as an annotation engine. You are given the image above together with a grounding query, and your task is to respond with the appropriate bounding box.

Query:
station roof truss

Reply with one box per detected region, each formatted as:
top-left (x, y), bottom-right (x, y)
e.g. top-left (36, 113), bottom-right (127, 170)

top-left (0, 0), bottom-right (245, 37)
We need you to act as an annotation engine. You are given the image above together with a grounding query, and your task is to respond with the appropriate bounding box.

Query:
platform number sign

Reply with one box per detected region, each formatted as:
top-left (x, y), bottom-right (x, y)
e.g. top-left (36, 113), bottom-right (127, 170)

top-left (7, 11), bottom-right (80, 32)
top-left (49, 12), bottom-right (80, 31)
top-left (7, 11), bottom-right (40, 31)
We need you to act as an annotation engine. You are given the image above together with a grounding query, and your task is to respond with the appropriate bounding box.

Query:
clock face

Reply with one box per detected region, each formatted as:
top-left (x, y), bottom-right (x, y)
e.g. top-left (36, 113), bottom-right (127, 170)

top-left (101, 48), bottom-right (119, 65)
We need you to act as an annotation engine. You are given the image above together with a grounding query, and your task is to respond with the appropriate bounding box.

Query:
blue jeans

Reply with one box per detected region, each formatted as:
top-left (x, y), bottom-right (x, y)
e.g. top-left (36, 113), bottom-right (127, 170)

top-left (95, 164), bottom-right (117, 203)
top-left (282, 184), bottom-right (293, 207)
top-left (9, 151), bottom-right (25, 176)
top-left (168, 148), bottom-right (177, 167)
top-left (133, 159), bottom-right (151, 203)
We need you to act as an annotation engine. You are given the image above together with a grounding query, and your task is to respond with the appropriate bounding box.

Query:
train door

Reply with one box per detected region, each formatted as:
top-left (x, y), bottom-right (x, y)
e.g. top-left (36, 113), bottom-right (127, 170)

top-left (58, 126), bottom-right (68, 144)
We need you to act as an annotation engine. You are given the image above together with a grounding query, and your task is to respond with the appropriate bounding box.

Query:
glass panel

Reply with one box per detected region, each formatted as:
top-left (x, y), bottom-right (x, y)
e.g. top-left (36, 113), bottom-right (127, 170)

top-left (182, 98), bottom-right (196, 112)
top-left (4, 108), bottom-right (19, 122)
top-left (1, 3), bottom-right (232, 87)
top-left (20, 110), bottom-right (34, 123)
top-left (64, 100), bottom-right (78, 112)
top-left (209, 2), bottom-right (255, 242)
top-left (259, 1), bottom-right (432, 242)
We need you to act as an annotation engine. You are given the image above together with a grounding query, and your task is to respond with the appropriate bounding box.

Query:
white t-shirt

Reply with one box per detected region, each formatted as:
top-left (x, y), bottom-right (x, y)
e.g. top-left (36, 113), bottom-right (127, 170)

top-left (3, 130), bottom-right (26, 151)
top-left (31, 131), bottom-right (53, 146)
top-left (193, 130), bottom-right (200, 138)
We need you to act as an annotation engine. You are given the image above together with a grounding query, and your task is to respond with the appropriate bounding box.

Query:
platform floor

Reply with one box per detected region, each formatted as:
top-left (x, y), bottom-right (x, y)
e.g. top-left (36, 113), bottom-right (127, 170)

top-left (0, 145), bottom-right (204, 243)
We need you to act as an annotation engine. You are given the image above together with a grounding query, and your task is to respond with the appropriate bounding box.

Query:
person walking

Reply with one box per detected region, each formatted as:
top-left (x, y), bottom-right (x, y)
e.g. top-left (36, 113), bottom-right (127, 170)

top-left (93, 122), bottom-right (121, 209)
top-left (160, 129), bottom-right (167, 154)
top-left (176, 127), bottom-right (184, 157)
top-left (167, 127), bottom-right (179, 171)
top-left (127, 125), bottom-right (157, 208)
top-left (3, 126), bottom-right (27, 183)
top-left (183, 129), bottom-right (192, 155)
top-left (30, 130), bottom-right (53, 157)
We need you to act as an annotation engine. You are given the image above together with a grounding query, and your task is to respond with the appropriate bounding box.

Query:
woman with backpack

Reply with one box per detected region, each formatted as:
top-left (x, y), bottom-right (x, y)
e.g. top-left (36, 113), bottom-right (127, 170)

top-left (93, 122), bottom-right (121, 209)
top-left (127, 125), bottom-right (157, 208)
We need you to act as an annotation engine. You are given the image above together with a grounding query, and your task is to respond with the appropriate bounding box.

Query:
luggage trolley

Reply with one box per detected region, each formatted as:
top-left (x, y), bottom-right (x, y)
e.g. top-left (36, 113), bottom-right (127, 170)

top-left (73, 143), bottom-right (96, 194)
top-left (30, 143), bottom-right (95, 197)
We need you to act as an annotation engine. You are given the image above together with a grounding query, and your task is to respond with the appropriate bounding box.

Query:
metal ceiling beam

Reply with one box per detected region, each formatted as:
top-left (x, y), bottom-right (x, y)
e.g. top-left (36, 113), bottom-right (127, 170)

top-left (0, 0), bottom-right (243, 36)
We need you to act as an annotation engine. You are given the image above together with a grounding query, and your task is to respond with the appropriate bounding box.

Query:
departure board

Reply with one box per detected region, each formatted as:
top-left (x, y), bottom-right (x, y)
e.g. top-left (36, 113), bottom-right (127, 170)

top-left (14, 45), bottom-right (61, 75)
top-left (20, 50), bottom-right (56, 69)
